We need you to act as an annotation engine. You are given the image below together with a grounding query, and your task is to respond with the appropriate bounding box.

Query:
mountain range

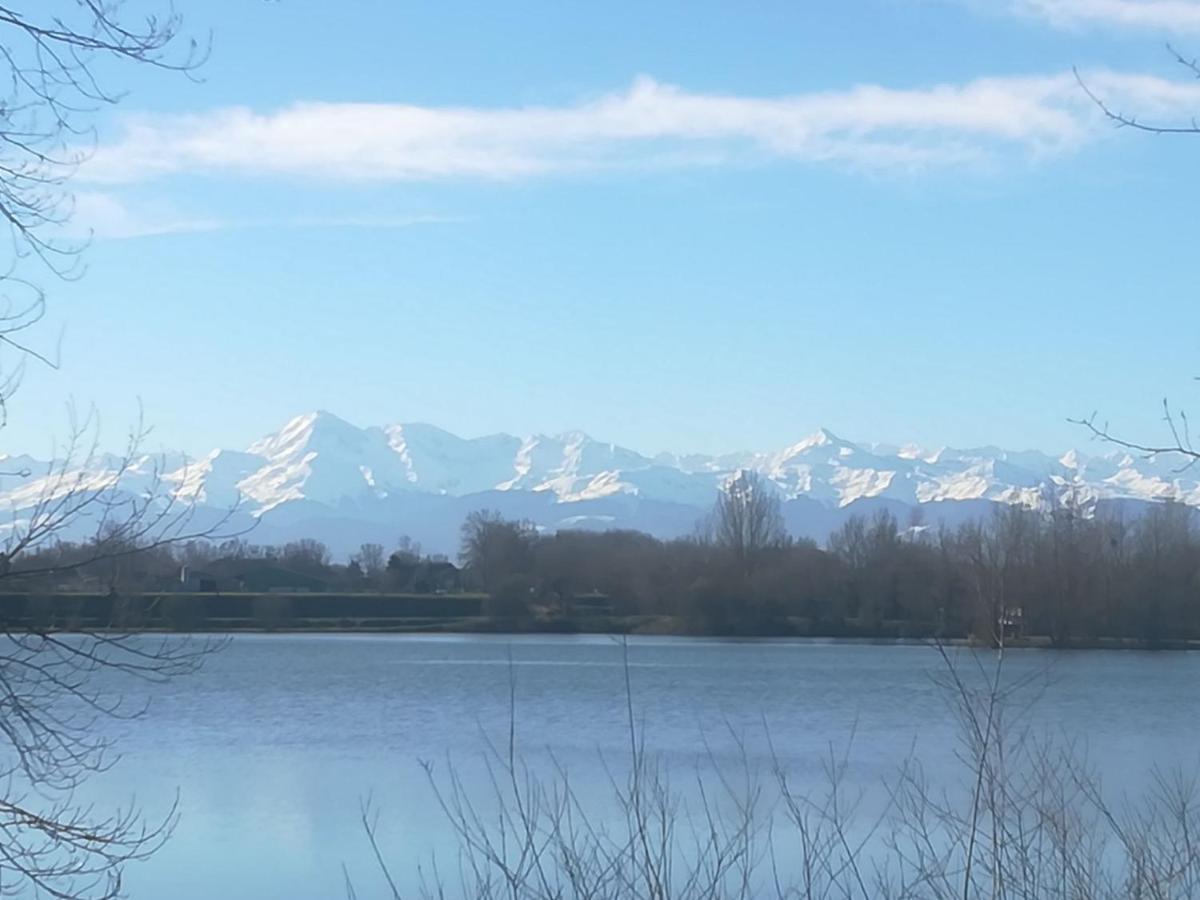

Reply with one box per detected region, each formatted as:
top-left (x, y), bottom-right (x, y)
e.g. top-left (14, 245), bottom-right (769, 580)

top-left (2, 410), bottom-right (1195, 559)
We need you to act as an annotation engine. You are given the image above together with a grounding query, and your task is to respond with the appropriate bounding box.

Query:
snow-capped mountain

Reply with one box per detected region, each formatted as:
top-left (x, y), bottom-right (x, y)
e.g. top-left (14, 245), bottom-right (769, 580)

top-left (2, 410), bottom-right (1197, 558)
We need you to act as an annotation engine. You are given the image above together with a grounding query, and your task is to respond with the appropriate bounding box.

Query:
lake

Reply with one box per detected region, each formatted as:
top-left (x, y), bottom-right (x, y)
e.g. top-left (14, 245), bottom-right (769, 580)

top-left (72, 635), bottom-right (1200, 898)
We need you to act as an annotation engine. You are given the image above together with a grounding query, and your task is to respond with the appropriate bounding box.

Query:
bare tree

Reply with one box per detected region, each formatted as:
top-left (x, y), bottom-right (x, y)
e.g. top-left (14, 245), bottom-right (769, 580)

top-left (957, 506), bottom-right (1036, 647)
top-left (0, 413), bottom-right (240, 897)
top-left (0, 5), bottom-right (248, 896)
top-left (709, 470), bottom-right (785, 576)
top-left (354, 542), bottom-right (386, 582)
top-left (282, 538), bottom-right (331, 574)
top-left (459, 510), bottom-right (536, 592)
top-left (394, 535), bottom-right (421, 561)
top-left (0, 3), bottom-right (208, 417)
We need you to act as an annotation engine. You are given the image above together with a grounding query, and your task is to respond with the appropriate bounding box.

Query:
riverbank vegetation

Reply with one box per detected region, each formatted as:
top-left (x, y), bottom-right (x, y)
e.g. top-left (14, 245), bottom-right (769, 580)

top-left (446, 488), bottom-right (1200, 647)
top-left (8, 472), bottom-right (1200, 646)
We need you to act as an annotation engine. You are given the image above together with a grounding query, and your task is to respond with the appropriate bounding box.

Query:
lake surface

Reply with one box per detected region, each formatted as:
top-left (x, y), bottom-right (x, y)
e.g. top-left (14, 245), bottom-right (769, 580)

top-left (72, 635), bottom-right (1200, 898)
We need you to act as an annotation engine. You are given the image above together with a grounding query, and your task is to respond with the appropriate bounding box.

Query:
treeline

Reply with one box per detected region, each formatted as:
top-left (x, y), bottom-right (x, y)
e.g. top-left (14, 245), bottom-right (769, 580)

top-left (10, 534), bottom-right (459, 594)
top-left (460, 474), bottom-right (1200, 645)
top-left (8, 472), bottom-right (1200, 643)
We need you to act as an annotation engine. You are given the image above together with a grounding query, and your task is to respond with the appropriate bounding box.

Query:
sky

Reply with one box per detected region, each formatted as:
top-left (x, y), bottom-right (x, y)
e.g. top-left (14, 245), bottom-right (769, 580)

top-left (7, 0), bottom-right (1200, 459)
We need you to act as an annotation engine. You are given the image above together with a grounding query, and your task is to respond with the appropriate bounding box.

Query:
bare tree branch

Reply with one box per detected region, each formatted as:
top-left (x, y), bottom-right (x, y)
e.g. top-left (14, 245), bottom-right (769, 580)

top-left (0, 2), bottom-right (208, 401)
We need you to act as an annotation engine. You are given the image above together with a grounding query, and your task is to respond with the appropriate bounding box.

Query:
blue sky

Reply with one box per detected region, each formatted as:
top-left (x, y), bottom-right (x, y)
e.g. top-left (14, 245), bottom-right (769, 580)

top-left (9, 0), bottom-right (1200, 458)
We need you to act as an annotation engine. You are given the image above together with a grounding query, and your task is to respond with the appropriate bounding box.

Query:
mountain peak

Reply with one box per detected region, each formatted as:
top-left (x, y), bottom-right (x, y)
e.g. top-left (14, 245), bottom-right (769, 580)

top-left (555, 429), bottom-right (594, 446)
top-left (785, 427), bottom-right (845, 455)
top-left (14, 409), bottom-right (1200, 558)
top-left (298, 409), bottom-right (360, 434)
top-left (248, 410), bottom-right (364, 457)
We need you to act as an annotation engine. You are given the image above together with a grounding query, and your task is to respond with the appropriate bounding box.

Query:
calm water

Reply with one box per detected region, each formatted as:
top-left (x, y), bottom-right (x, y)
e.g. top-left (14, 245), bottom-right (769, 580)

top-left (71, 635), bottom-right (1200, 898)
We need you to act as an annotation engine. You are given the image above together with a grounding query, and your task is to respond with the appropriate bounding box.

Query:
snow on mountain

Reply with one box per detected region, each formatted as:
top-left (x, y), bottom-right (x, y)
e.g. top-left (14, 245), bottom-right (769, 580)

top-left (497, 431), bottom-right (657, 498)
top-left (384, 422), bottom-right (522, 495)
top-left (754, 428), bottom-right (912, 505)
top-left (170, 449), bottom-right (269, 507)
top-left (237, 411), bottom-right (408, 511)
top-left (7, 411), bottom-right (1200, 556)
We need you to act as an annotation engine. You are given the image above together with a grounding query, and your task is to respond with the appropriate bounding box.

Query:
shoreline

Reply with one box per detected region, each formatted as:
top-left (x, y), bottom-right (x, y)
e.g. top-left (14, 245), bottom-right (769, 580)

top-left (5, 593), bottom-right (1199, 650)
top-left (46, 622), bottom-right (1200, 651)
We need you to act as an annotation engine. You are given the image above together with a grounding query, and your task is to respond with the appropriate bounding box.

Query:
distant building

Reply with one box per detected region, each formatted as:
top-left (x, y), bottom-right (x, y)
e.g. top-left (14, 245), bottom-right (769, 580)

top-left (1000, 606), bottom-right (1025, 641)
top-left (386, 557), bottom-right (462, 593)
top-left (179, 566), bottom-right (220, 593)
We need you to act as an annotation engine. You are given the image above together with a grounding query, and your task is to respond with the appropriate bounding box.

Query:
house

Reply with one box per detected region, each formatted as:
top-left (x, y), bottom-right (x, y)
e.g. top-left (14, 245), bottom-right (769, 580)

top-left (420, 560), bottom-right (462, 593)
top-left (179, 566), bottom-right (220, 593)
top-left (226, 561), bottom-right (329, 593)
top-left (386, 558), bottom-right (462, 593)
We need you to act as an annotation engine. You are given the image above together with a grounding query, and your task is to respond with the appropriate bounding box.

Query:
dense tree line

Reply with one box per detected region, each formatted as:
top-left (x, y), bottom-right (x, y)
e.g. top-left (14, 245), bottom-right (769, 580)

top-left (7, 471), bottom-right (1200, 644)
top-left (458, 473), bottom-right (1200, 645)
top-left (7, 533), bottom-right (456, 595)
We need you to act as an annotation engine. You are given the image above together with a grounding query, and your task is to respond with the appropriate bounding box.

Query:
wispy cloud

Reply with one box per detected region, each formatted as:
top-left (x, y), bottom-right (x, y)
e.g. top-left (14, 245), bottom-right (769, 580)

top-left (70, 191), bottom-right (222, 239)
top-left (1007, 0), bottom-right (1200, 31)
top-left (69, 191), bottom-right (459, 239)
top-left (77, 71), bottom-right (1200, 186)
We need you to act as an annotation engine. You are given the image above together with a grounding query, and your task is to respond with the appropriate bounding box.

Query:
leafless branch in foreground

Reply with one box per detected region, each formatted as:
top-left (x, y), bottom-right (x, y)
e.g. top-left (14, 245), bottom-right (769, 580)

top-left (0, 2), bottom-right (208, 416)
top-left (1075, 44), bottom-right (1200, 135)
top-left (0, 5), bottom-right (230, 895)
top-left (0, 407), bottom-right (244, 897)
top-left (1071, 397), bottom-right (1200, 475)
top-left (348, 640), bottom-right (1200, 899)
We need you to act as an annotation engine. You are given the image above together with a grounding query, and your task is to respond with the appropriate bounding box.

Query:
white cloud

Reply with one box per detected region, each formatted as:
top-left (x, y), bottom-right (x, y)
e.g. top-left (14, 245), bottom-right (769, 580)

top-left (77, 70), bottom-right (1200, 186)
top-left (69, 191), bottom-right (458, 239)
top-left (1009, 0), bottom-right (1200, 31)
top-left (70, 191), bottom-right (222, 238)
